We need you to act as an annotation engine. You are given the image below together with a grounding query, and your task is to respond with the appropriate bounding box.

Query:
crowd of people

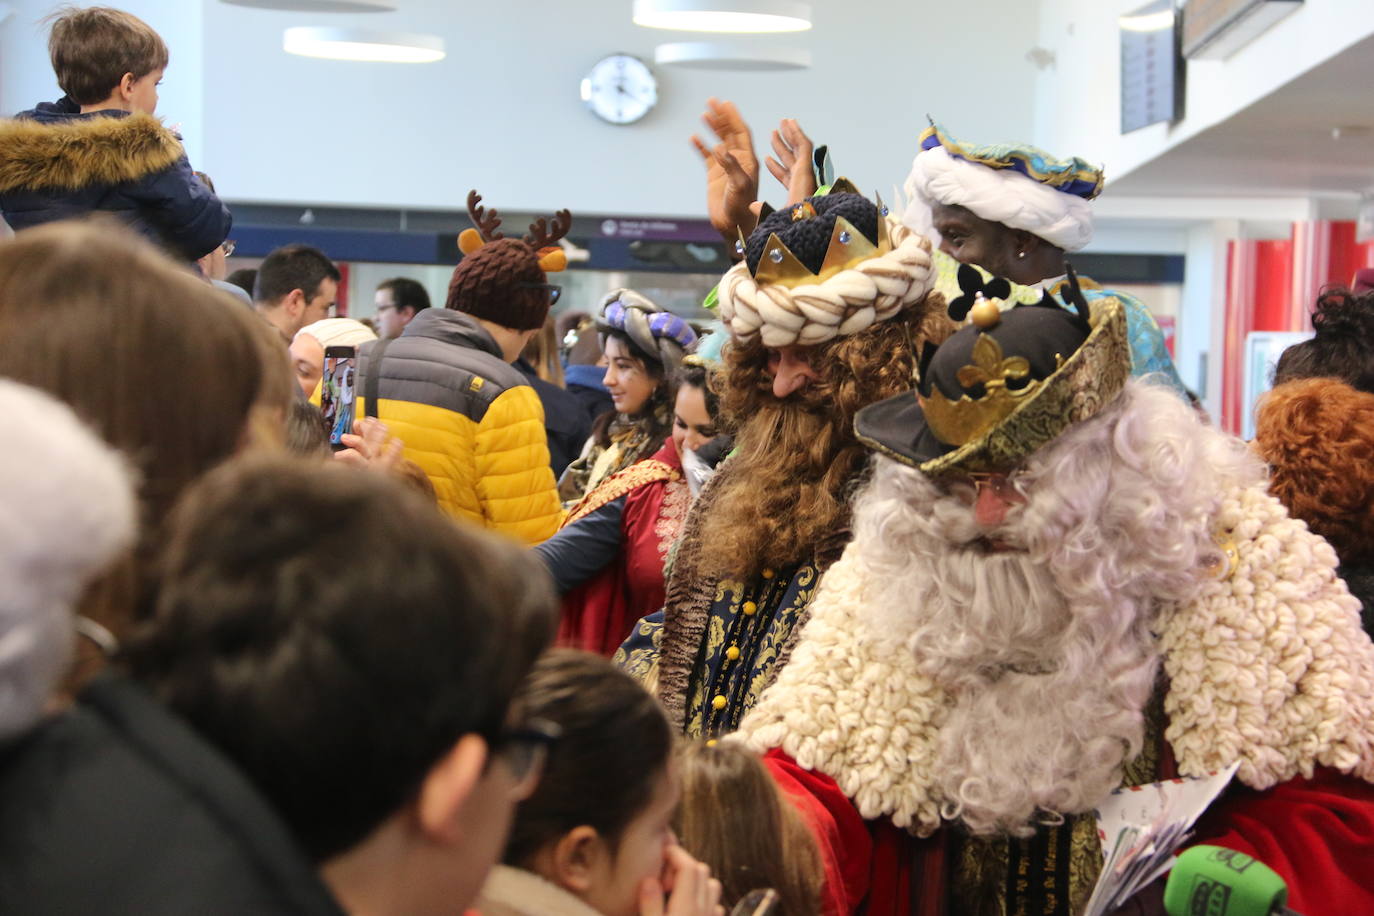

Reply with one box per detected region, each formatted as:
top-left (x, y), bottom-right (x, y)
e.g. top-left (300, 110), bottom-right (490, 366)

top-left (4, 6), bottom-right (1374, 916)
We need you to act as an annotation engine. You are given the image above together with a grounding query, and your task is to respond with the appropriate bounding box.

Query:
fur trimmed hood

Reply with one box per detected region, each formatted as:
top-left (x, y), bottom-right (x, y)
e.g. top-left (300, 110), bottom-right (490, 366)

top-left (0, 109), bottom-right (184, 194)
top-left (735, 482), bottom-right (1374, 836)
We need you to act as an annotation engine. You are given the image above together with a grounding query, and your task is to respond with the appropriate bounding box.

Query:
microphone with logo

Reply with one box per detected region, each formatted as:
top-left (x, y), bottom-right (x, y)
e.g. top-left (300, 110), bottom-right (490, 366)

top-left (1163, 845), bottom-right (1304, 916)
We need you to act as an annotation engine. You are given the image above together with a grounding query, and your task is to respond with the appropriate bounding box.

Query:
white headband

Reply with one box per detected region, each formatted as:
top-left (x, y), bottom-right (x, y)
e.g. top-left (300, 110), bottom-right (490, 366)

top-left (902, 146), bottom-right (1095, 253)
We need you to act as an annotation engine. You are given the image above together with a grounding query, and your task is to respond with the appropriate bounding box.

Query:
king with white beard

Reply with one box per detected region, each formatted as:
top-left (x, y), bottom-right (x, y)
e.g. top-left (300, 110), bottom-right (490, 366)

top-left (736, 279), bottom-right (1374, 915)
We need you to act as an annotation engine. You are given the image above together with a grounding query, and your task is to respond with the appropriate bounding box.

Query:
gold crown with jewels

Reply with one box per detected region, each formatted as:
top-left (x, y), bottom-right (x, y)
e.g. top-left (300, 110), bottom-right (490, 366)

top-left (738, 179), bottom-right (896, 290)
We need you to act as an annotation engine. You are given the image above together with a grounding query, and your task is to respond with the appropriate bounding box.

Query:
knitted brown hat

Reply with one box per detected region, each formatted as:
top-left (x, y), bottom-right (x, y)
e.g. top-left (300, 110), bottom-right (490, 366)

top-left (446, 239), bottom-right (549, 331)
top-left (448, 190), bottom-right (572, 332)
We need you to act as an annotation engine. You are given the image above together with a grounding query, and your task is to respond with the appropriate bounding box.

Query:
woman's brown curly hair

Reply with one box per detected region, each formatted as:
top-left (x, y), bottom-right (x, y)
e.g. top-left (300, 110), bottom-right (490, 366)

top-left (697, 297), bottom-right (951, 579)
top-left (1254, 376), bottom-right (1374, 566)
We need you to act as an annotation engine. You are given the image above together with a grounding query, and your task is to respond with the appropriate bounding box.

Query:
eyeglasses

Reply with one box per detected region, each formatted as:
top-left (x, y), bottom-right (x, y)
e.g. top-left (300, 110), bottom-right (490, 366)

top-left (518, 282), bottom-right (562, 305)
top-left (947, 471), bottom-right (1022, 504)
top-left (492, 717), bottom-right (562, 796)
top-left (219, 239), bottom-right (237, 257)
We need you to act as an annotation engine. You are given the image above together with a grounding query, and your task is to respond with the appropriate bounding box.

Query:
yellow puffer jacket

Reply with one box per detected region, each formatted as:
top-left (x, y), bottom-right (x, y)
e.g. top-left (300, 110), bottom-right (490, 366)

top-left (355, 310), bottom-right (562, 544)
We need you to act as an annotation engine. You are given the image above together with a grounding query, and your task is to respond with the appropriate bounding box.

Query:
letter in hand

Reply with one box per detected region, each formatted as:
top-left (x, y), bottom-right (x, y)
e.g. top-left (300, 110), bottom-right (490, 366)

top-left (690, 98), bottom-right (762, 244)
top-left (638, 845), bottom-right (724, 916)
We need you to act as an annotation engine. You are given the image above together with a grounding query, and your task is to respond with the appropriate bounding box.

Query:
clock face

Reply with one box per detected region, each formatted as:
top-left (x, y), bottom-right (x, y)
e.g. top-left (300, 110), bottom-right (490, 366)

top-left (581, 54), bottom-right (658, 125)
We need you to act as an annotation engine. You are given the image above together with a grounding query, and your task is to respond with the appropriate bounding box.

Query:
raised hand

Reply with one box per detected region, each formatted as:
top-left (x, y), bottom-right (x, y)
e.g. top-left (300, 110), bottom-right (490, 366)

top-left (690, 97), bottom-right (761, 243)
top-left (765, 118), bottom-right (817, 206)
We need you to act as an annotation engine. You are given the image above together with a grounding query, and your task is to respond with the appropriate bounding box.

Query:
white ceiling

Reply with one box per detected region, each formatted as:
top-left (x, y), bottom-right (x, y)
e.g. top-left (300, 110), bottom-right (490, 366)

top-left (1110, 31), bottom-right (1374, 198)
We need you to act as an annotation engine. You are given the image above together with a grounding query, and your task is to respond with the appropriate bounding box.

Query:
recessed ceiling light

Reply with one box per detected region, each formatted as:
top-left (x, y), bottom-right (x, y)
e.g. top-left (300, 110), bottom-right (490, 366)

top-left (222, 0), bottom-right (397, 11)
top-left (283, 27), bottom-right (445, 63)
top-left (634, 0), bottom-right (811, 33)
top-left (654, 41), bottom-right (810, 70)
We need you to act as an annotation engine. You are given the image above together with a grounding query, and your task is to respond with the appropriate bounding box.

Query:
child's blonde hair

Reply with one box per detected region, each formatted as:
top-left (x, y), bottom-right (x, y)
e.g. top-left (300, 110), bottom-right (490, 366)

top-left (675, 742), bottom-right (824, 914)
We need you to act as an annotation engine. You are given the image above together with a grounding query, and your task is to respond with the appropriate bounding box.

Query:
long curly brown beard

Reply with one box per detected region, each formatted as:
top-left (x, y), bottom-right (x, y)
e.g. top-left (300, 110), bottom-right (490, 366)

top-left (696, 299), bottom-right (951, 580)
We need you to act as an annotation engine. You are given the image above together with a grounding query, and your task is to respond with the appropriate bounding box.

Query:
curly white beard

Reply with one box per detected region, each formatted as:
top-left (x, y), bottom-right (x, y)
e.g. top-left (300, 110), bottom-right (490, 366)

top-left (850, 381), bottom-right (1264, 836)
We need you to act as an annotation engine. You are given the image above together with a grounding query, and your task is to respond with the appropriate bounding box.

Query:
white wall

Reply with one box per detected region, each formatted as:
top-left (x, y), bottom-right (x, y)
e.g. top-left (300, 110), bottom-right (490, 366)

top-left (194, 0), bottom-right (1041, 217)
top-left (1032, 0), bottom-right (1374, 190)
top-left (0, 0), bottom-right (205, 158)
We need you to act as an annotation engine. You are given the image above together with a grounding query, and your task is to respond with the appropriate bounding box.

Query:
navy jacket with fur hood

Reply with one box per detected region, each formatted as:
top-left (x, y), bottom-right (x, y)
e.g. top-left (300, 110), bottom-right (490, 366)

top-left (0, 98), bottom-right (231, 261)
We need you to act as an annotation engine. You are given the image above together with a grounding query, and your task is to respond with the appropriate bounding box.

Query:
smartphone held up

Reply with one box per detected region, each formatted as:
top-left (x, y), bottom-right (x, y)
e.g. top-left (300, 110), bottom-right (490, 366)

top-left (321, 345), bottom-right (357, 450)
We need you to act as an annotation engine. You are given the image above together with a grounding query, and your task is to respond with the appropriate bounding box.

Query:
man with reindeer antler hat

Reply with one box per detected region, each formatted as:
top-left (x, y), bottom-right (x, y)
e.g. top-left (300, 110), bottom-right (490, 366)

top-left (353, 190), bottom-right (571, 542)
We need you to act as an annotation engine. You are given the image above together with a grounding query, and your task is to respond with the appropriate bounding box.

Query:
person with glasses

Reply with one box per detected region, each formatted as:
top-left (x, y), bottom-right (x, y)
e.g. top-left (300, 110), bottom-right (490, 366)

top-left (0, 455), bottom-right (558, 916)
top-left (477, 650), bottom-right (724, 916)
top-left (373, 276), bottom-right (432, 340)
top-left (352, 206), bottom-right (568, 543)
top-left (557, 289), bottom-right (698, 505)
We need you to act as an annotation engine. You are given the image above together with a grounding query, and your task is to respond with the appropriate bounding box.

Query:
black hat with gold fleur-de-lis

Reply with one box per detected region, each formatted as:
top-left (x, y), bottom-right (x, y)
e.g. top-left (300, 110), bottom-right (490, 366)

top-left (854, 265), bottom-right (1131, 476)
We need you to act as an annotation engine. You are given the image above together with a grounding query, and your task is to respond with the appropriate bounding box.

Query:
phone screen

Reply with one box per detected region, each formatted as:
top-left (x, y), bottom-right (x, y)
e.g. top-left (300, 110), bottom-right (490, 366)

top-left (321, 345), bottom-right (358, 449)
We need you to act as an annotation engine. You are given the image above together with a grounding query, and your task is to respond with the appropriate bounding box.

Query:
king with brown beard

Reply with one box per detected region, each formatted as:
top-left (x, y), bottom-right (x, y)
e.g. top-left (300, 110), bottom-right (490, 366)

top-left (735, 280), bottom-right (1374, 915)
top-left (615, 187), bottom-right (952, 739)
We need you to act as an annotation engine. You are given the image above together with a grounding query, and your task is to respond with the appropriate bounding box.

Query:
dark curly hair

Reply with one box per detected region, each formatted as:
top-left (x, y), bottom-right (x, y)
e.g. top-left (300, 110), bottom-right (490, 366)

top-left (1273, 287), bottom-right (1374, 394)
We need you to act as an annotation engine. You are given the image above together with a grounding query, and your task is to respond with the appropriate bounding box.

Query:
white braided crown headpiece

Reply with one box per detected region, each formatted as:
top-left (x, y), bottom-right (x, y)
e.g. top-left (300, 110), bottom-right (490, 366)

top-left (717, 218), bottom-right (936, 349)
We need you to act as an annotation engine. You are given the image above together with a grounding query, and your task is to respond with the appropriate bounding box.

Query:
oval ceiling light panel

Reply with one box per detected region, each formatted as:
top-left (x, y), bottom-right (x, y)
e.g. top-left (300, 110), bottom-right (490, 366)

top-left (283, 27), bottom-right (445, 62)
top-left (222, 0), bottom-right (398, 10)
top-left (655, 41), bottom-right (810, 70)
top-left (633, 0), bottom-right (811, 33)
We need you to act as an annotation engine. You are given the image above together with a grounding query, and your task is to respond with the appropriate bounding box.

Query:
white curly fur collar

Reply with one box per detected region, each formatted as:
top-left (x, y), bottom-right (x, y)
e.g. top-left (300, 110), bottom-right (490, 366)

top-left (735, 484), bottom-right (1374, 836)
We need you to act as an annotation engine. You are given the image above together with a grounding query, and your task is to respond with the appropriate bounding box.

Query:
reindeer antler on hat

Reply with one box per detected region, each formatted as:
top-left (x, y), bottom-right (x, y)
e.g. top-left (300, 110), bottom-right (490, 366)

top-left (459, 190), bottom-right (573, 273)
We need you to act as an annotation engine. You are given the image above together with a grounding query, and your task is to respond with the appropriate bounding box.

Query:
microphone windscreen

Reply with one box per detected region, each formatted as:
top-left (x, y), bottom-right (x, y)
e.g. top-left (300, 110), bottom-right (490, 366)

top-left (1163, 845), bottom-right (1290, 916)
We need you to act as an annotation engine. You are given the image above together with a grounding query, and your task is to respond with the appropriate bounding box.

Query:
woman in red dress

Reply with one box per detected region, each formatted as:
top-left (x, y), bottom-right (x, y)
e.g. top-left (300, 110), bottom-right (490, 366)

top-left (536, 363), bottom-right (720, 656)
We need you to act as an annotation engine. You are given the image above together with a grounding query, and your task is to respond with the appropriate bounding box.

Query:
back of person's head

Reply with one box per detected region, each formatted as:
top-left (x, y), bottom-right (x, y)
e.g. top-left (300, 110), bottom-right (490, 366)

top-left (674, 742), bottom-right (823, 915)
top-left (1273, 288), bottom-right (1374, 394)
top-left (47, 5), bottom-right (169, 106)
top-left (566, 321), bottom-right (603, 367)
top-left (521, 317), bottom-right (565, 387)
top-left (447, 239), bottom-right (550, 331)
top-left (284, 398), bottom-right (330, 457)
top-left (1254, 376), bottom-right (1374, 568)
top-left (378, 277), bottom-right (431, 315)
top-left (0, 219), bottom-right (271, 647)
top-left (254, 244), bottom-right (340, 307)
top-left (502, 650), bottom-right (675, 911)
top-left (226, 267), bottom-right (257, 298)
top-left (124, 455), bottom-right (556, 862)
top-left (556, 310), bottom-right (591, 344)
top-left (0, 380), bottom-right (135, 741)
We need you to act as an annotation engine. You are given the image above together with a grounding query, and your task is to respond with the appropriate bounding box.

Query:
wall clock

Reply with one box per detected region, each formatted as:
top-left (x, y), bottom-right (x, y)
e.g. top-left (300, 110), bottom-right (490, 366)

top-left (581, 54), bottom-right (658, 125)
